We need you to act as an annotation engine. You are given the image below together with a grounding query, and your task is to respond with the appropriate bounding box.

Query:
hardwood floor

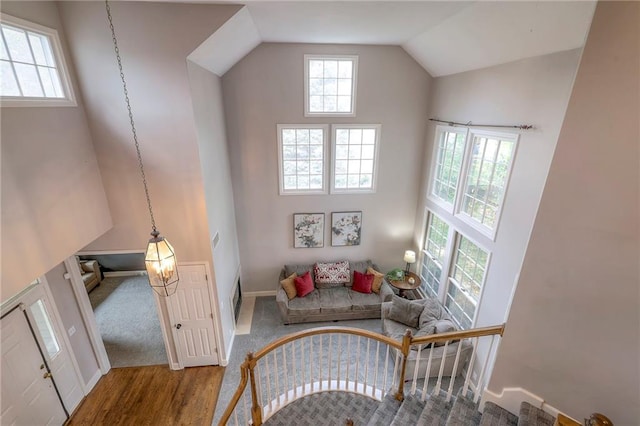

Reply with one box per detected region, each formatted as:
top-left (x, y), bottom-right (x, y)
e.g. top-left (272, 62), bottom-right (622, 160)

top-left (67, 365), bottom-right (225, 426)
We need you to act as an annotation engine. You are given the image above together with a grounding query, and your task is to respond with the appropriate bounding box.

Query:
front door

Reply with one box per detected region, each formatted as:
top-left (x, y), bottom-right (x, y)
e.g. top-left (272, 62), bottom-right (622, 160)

top-left (168, 264), bottom-right (219, 367)
top-left (1, 307), bottom-right (67, 425)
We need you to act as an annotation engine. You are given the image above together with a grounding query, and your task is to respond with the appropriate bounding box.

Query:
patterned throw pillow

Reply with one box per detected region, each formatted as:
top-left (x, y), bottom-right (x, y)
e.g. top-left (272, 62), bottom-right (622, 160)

top-left (366, 267), bottom-right (385, 294)
top-left (280, 272), bottom-right (298, 300)
top-left (314, 261), bottom-right (350, 284)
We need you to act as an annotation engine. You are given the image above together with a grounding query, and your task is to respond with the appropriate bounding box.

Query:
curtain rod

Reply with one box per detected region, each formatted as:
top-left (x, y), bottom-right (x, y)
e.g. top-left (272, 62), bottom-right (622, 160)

top-left (429, 118), bottom-right (534, 130)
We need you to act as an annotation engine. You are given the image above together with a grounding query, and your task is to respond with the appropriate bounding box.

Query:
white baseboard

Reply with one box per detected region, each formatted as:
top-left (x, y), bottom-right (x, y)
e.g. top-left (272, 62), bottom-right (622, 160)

top-left (84, 369), bottom-right (102, 395)
top-left (481, 387), bottom-right (578, 421)
top-left (244, 290), bottom-right (276, 297)
top-left (222, 332), bottom-right (235, 367)
top-left (103, 271), bottom-right (146, 278)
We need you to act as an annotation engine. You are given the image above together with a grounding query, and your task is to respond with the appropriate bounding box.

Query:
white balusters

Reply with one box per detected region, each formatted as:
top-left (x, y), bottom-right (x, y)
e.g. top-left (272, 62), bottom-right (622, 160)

top-left (265, 354), bottom-right (273, 414)
top-left (474, 335), bottom-right (496, 404)
top-left (328, 334), bottom-right (333, 387)
top-left (354, 336), bottom-right (360, 392)
top-left (383, 345), bottom-right (390, 391)
top-left (421, 344), bottom-right (434, 400)
top-left (391, 348), bottom-right (399, 389)
top-left (411, 344), bottom-right (422, 394)
top-left (309, 335), bottom-right (314, 388)
top-left (462, 336), bottom-right (479, 399)
top-left (242, 391), bottom-right (249, 425)
top-left (337, 335), bottom-right (342, 387)
top-left (373, 341), bottom-right (380, 396)
top-left (434, 340), bottom-right (449, 394)
top-left (364, 339), bottom-right (370, 395)
top-left (446, 340), bottom-right (464, 401)
top-left (346, 335), bottom-right (351, 383)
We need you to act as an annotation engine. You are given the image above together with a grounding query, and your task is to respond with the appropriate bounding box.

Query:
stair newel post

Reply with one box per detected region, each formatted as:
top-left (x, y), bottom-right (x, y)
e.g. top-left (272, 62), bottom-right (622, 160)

top-left (247, 352), bottom-right (263, 426)
top-left (395, 329), bottom-right (412, 401)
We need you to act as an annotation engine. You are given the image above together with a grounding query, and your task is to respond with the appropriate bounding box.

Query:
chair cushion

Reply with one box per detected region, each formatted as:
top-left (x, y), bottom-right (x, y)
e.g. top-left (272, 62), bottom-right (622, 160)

top-left (388, 296), bottom-right (424, 328)
top-left (285, 263), bottom-right (314, 281)
top-left (419, 298), bottom-right (447, 329)
top-left (287, 290), bottom-right (321, 316)
top-left (349, 289), bottom-right (381, 311)
top-left (319, 287), bottom-right (352, 314)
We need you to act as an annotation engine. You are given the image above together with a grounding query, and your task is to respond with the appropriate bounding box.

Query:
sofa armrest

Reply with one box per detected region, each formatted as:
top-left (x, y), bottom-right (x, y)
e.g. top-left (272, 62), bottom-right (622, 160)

top-left (276, 287), bottom-right (290, 322)
top-left (381, 301), bottom-right (392, 319)
top-left (379, 280), bottom-right (394, 302)
top-left (83, 260), bottom-right (102, 283)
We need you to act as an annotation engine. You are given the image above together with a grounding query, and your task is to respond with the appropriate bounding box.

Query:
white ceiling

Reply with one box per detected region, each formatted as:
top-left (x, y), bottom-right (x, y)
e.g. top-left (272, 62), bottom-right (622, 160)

top-left (188, 1), bottom-right (596, 77)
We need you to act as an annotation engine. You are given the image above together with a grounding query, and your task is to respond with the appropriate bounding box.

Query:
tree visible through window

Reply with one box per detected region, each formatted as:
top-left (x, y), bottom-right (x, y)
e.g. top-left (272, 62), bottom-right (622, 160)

top-left (305, 55), bottom-right (357, 116)
top-left (277, 125), bottom-right (328, 195)
top-left (331, 124), bottom-right (380, 193)
top-left (420, 212), bottom-right (450, 299)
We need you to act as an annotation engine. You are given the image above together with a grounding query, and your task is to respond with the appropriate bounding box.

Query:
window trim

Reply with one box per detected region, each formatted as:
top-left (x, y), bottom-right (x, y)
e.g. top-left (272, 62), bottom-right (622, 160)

top-left (304, 54), bottom-right (358, 117)
top-left (1, 13), bottom-right (76, 107)
top-left (427, 125), bottom-right (469, 213)
top-left (330, 123), bottom-right (381, 194)
top-left (277, 124), bottom-right (329, 196)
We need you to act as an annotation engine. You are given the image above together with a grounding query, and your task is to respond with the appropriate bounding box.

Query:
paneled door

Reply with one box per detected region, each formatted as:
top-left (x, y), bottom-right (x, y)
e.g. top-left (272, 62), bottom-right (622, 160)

top-left (168, 264), bottom-right (219, 367)
top-left (1, 307), bottom-right (67, 425)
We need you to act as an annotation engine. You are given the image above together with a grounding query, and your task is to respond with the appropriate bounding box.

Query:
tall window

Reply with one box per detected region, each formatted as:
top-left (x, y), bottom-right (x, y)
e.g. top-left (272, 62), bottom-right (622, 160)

top-left (304, 55), bottom-right (357, 116)
top-left (429, 126), bottom-right (518, 239)
top-left (1, 14), bottom-right (74, 106)
top-left (331, 124), bottom-right (380, 193)
top-left (445, 235), bottom-right (489, 329)
top-left (420, 213), bottom-right (450, 299)
top-left (277, 125), bottom-right (328, 195)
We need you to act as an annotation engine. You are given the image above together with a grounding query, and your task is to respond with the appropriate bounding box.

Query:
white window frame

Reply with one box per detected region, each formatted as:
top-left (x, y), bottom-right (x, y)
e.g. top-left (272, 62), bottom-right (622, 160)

top-left (304, 54), bottom-right (358, 117)
top-left (330, 124), bottom-right (381, 194)
top-left (277, 124), bottom-right (329, 195)
top-left (418, 210), bottom-right (454, 300)
top-left (427, 125), bottom-right (518, 240)
top-left (1, 13), bottom-right (76, 107)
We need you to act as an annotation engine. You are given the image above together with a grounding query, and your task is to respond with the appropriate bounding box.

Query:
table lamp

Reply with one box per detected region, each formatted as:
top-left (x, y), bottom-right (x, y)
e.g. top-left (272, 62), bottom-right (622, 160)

top-left (404, 250), bottom-right (416, 275)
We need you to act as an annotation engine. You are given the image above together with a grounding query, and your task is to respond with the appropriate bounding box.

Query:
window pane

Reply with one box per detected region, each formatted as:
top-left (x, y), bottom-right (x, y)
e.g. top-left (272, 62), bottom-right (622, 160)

top-left (280, 126), bottom-right (325, 193)
top-left (2, 26), bottom-right (33, 63)
top-left (337, 60), bottom-right (352, 78)
top-left (337, 96), bottom-right (351, 112)
top-left (323, 95), bottom-right (337, 112)
top-left (30, 300), bottom-right (60, 358)
top-left (0, 38), bottom-right (9, 60)
top-left (29, 33), bottom-right (49, 65)
top-left (309, 95), bottom-right (323, 112)
top-left (335, 160), bottom-right (348, 174)
top-left (306, 56), bottom-right (356, 114)
top-left (1, 60), bottom-right (20, 96)
top-left (14, 62), bottom-right (43, 97)
top-left (37, 66), bottom-right (56, 97)
top-left (309, 60), bottom-right (323, 78)
top-left (323, 60), bottom-right (338, 78)
top-left (337, 79), bottom-right (351, 96)
top-left (420, 212), bottom-right (450, 298)
top-left (449, 234), bottom-right (488, 312)
top-left (332, 126), bottom-right (378, 192)
top-left (431, 130), bottom-right (466, 206)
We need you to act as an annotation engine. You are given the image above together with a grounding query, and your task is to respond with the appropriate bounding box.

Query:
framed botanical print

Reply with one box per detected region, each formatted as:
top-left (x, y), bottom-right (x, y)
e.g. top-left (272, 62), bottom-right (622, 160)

top-left (293, 213), bottom-right (324, 248)
top-left (331, 211), bottom-right (362, 246)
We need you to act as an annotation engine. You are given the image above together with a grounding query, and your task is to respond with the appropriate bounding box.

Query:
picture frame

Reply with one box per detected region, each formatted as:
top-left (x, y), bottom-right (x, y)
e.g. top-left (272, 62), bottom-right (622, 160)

top-left (331, 211), bottom-right (362, 246)
top-left (293, 213), bottom-right (325, 248)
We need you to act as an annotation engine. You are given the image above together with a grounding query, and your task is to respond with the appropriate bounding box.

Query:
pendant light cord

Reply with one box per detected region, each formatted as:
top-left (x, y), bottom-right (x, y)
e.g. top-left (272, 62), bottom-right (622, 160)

top-left (105, 0), bottom-right (157, 233)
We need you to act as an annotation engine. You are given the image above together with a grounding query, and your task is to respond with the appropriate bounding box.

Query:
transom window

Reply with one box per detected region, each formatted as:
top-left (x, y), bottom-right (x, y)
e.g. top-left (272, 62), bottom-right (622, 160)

top-left (1, 14), bottom-right (74, 106)
top-left (429, 126), bottom-right (518, 239)
top-left (304, 54), bottom-right (357, 116)
top-left (331, 124), bottom-right (380, 193)
top-left (277, 125), bottom-right (328, 195)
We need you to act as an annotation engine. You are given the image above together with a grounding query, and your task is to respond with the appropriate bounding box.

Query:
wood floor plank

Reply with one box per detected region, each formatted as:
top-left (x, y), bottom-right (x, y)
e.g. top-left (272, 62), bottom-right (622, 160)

top-left (67, 365), bottom-right (224, 426)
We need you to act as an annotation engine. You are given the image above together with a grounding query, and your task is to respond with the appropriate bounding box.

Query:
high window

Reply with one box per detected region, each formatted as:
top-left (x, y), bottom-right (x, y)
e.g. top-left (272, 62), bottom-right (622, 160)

top-left (277, 125), bottom-right (328, 195)
top-left (1, 14), bottom-right (75, 106)
top-left (304, 55), bottom-right (357, 117)
top-left (331, 124), bottom-right (380, 193)
top-left (420, 213), bottom-right (450, 299)
top-left (429, 126), bottom-right (517, 239)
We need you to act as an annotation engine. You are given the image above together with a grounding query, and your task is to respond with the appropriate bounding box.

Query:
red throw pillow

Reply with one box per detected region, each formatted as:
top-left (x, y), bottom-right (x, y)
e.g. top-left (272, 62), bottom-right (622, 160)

top-left (352, 270), bottom-right (373, 294)
top-left (294, 271), bottom-right (315, 297)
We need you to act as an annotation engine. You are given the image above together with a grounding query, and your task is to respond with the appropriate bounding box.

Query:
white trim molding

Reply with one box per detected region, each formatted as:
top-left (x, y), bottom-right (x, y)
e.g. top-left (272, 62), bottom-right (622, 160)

top-left (481, 387), bottom-right (579, 422)
top-left (243, 290), bottom-right (277, 298)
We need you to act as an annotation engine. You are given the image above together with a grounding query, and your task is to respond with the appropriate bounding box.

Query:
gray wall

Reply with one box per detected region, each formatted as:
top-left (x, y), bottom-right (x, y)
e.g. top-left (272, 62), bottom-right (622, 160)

top-left (0, 1), bottom-right (112, 303)
top-left (419, 49), bottom-right (582, 333)
top-left (187, 61), bottom-right (241, 359)
top-left (223, 43), bottom-right (432, 292)
top-left (46, 262), bottom-right (99, 384)
top-left (489, 2), bottom-right (639, 424)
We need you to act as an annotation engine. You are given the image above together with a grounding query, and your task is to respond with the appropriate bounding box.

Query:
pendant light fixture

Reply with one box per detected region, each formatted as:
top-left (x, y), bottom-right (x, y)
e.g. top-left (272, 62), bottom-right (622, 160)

top-left (106, 0), bottom-right (179, 296)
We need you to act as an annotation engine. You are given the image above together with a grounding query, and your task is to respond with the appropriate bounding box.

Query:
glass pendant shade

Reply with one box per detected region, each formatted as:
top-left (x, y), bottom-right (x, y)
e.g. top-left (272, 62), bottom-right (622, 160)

top-left (145, 230), bottom-right (179, 296)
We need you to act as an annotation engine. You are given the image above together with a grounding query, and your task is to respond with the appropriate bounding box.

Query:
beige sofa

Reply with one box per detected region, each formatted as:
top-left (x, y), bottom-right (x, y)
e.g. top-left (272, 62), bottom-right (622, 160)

top-left (276, 260), bottom-right (394, 324)
top-left (79, 260), bottom-right (102, 293)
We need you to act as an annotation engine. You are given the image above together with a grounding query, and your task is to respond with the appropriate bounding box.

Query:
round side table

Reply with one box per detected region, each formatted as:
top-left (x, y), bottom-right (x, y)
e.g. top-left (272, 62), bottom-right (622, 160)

top-left (387, 271), bottom-right (422, 299)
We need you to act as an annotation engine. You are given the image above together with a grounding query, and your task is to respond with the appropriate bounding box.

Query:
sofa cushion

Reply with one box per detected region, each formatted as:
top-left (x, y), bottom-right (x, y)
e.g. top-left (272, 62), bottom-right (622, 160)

top-left (382, 316), bottom-right (416, 341)
top-left (280, 272), bottom-right (298, 300)
top-left (294, 271), bottom-right (315, 297)
top-left (352, 271), bottom-right (373, 294)
top-left (419, 298), bottom-right (447, 329)
top-left (319, 287), bottom-right (352, 314)
top-left (287, 290), bottom-right (321, 316)
top-left (388, 296), bottom-right (424, 328)
top-left (285, 264), bottom-right (314, 281)
top-left (349, 289), bottom-right (381, 311)
top-left (314, 261), bottom-right (350, 287)
top-left (366, 267), bottom-right (385, 294)
top-left (435, 319), bottom-right (457, 334)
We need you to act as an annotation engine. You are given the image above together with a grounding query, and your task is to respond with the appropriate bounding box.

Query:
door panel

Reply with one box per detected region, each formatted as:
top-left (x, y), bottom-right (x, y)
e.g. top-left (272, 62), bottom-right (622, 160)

top-left (169, 264), bottom-right (218, 367)
top-left (1, 309), bottom-right (67, 426)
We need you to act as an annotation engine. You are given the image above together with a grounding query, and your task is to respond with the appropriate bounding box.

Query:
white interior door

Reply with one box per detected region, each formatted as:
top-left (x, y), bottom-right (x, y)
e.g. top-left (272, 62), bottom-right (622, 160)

top-left (1, 308), bottom-right (67, 425)
top-left (168, 264), bottom-right (219, 367)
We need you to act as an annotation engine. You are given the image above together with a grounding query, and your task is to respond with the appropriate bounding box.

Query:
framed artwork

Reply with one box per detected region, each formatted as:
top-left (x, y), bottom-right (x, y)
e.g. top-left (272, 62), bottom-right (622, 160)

top-left (293, 213), bottom-right (325, 248)
top-left (331, 211), bottom-right (362, 246)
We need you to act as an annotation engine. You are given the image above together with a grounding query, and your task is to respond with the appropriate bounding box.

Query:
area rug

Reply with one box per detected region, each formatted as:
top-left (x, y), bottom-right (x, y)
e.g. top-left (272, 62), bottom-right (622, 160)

top-left (89, 276), bottom-right (167, 368)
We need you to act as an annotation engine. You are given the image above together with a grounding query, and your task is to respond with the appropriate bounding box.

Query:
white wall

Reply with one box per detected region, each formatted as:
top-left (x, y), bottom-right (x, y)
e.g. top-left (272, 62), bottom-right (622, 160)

top-left (489, 2), bottom-right (639, 424)
top-left (418, 49), bottom-right (582, 331)
top-left (187, 61), bottom-right (241, 359)
top-left (0, 1), bottom-right (112, 303)
top-left (223, 43), bottom-right (432, 292)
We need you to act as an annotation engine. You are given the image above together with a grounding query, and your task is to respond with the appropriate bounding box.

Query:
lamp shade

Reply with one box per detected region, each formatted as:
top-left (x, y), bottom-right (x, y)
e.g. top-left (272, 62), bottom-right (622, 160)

top-left (145, 231), bottom-right (179, 296)
top-left (404, 250), bottom-right (416, 264)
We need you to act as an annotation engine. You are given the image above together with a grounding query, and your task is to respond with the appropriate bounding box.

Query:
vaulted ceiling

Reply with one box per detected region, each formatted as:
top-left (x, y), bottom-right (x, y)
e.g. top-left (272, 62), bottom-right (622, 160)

top-left (188, 1), bottom-right (596, 77)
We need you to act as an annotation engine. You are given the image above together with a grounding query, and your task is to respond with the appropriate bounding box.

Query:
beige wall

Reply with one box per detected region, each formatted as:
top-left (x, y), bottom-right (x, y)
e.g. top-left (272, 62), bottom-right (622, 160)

top-left (489, 2), bottom-right (639, 424)
top-left (187, 62), bottom-right (240, 359)
top-left (0, 1), bottom-right (112, 302)
top-left (420, 49), bottom-right (582, 332)
top-left (223, 43), bottom-right (432, 292)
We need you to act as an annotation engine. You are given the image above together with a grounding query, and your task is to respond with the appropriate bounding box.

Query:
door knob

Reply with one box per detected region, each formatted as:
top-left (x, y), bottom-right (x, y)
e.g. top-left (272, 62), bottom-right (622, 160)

top-left (176, 323), bottom-right (182, 329)
top-left (43, 372), bottom-right (52, 379)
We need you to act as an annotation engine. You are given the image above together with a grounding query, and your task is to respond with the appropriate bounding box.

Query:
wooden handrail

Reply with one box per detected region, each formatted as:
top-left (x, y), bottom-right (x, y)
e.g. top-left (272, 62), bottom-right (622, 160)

top-left (218, 356), bottom-right (250, 426)
top-left (250, 326), bottom-right (403, 366)
top-left (409, 324), bottom-right (505, 346)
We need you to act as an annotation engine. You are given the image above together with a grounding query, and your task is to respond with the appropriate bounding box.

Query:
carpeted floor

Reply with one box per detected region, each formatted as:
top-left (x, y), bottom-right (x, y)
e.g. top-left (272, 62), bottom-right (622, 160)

top-left (90, 276), bottom-right (167, 368)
